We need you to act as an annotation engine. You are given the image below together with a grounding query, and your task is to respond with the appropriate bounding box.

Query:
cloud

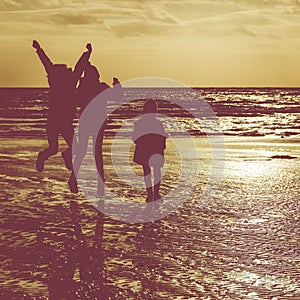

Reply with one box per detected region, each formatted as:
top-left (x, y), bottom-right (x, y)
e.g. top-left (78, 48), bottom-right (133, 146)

top-left (229, 0), bottom-right (300, 7)
top-left (1, 0), bottom-right (300, 39)
top-left (51, 12), bottom-right (100, 25)
top-left (141, 4), bottom-right (179, 24)
top-left (0, 0), bottom-right (85, 11)
top-left (1, 0), bottom-right (300, 87)
top-left (160, 0), bottom-right (300, 39)
top-left (109, 21), bottom-right (173, 38)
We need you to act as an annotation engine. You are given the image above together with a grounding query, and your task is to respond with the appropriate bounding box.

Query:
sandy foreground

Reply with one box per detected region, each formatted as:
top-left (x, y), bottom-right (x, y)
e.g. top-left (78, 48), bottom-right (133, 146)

top-left (0, 136), bottom-right (299, 299)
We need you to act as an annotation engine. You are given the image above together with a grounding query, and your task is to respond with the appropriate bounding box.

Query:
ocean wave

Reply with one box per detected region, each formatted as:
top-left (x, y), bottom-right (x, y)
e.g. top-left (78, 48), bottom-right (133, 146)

top-left (0, 88), bottom-right (299, 138)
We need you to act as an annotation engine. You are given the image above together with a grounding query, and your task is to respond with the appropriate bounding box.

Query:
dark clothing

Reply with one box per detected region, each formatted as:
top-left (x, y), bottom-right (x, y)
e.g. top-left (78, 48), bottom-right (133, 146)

top-left (77, 78), bottom-right (110, 113)
top-left (132, 115), bottom-right (167, 167)
top-left (73, 73), bottom-right (110, 192)
top-left (36, 48), bottom-right (90, 120)
top-left (133, 133), bottom-right (166, 166)
top-left (34, 47), bottom-right (90, 171)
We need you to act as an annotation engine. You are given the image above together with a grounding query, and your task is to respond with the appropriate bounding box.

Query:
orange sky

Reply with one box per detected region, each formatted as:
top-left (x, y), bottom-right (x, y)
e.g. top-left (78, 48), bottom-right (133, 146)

top-left (1, 0), bottom-right (300, 87)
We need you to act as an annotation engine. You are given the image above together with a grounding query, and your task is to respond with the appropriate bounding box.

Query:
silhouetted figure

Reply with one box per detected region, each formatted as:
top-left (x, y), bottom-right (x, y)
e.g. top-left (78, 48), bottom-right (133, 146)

top-left (77, 62), bottom-right (110, 113)
top-left (32, 40), bottom-right (92, 172)
top-left (132, 100), bottom-right (168, 202)
top-left (68, 60), bottom-right (123, 194)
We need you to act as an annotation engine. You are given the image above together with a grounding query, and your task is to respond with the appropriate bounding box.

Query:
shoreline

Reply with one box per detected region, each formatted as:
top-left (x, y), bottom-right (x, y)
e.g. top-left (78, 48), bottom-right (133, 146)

top-left (1, 134), bottom-right (299, 298)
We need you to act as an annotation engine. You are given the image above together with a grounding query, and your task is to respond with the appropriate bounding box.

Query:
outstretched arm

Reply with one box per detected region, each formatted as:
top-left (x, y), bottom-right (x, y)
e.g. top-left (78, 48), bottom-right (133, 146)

top-left (111, 77), bottom-right (123, 100)
top-left (32, 40), bottom-right (53, 74)
top-left (113, 77), bottom-right (120, 86)
top-left (73, 43), bottom-right (92, 80)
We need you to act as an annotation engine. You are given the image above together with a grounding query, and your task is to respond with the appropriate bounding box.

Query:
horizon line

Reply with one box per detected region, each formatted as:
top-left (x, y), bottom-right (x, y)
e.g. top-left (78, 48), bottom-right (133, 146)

top-left (1, 86), bottom-right (300, 89)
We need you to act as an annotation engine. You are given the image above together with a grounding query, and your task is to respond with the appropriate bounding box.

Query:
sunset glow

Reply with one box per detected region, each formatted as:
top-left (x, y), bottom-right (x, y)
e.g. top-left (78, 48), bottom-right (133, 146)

top-left (1, 0), bottom-right (300, 87)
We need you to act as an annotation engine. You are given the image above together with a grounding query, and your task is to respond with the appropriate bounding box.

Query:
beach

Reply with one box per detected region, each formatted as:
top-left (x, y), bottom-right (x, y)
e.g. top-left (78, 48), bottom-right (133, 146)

top-left (2, 0), bottom-right (300, 297)
top-left (1, 135), bottom-right (299, 299)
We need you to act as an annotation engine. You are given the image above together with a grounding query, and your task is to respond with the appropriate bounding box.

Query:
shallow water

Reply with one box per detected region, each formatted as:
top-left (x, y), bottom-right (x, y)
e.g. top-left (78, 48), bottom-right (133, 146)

top-left (1, 136), bottom-right (299, 299)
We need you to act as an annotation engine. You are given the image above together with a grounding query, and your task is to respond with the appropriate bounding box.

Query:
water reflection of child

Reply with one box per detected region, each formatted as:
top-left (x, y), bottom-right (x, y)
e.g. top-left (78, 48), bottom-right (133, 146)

top-left (132, 100), bottom-right (168, 202)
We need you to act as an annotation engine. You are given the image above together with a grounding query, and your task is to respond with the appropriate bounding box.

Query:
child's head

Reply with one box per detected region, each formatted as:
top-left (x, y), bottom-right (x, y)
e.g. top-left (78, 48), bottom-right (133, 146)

top-left (53, 64), bottom-right (72, 76)
top-left (143, 99), bottom-right (157, 114)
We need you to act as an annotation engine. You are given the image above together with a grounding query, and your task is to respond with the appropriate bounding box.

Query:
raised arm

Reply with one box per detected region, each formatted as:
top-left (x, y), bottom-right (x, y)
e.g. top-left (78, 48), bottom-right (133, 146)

top-left (111, 77), bottom-right (123, 100)
top-left (113, 77), bottom-right (120, 86)
top-left (73, 43), bottom-right (92, 80)
top-left (32, 40), bottom-right (53, 74)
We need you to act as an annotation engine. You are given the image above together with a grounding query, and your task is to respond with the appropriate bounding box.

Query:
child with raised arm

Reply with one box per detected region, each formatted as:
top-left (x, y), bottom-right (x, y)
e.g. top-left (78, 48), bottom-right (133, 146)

top-left (132, 100), bottom-right (168, 202)
top-left (68, 62), bottom-right (109, 194)
top-left (67, 58), bottom-right (123, 194)
top-left (32, 40), bottom-right (91, 172)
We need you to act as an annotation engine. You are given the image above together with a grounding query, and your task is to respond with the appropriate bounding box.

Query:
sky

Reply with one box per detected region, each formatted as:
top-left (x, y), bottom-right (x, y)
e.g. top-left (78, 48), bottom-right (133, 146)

top-left (1, 0), bottom-right (300, 87)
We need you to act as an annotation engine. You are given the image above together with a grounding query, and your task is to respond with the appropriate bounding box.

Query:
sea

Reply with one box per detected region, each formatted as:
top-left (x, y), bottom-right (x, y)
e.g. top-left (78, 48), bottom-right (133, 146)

top-left (1, 88), bottom-right (300, 298)
top-left (0, 87), bottom-right (300, 138)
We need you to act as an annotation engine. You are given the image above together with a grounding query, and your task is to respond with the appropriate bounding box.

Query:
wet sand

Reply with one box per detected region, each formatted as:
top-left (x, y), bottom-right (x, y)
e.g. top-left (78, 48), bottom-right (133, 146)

top-left (0, 136), bottom-right (299, 299)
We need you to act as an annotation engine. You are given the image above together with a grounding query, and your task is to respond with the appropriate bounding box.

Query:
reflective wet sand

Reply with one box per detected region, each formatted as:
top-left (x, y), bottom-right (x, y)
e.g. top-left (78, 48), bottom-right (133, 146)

top-left (1, 136), bottom-right (299, 299)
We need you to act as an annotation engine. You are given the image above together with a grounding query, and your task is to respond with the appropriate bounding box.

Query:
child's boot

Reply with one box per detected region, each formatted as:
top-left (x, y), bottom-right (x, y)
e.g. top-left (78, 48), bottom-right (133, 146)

top-left (153, 183), bottom-right (161, 201)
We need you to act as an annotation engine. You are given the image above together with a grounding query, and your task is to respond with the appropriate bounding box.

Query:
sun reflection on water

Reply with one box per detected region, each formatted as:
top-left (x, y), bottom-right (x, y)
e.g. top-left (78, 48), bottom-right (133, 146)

top-left (227, 155), bottom-right (276, 179)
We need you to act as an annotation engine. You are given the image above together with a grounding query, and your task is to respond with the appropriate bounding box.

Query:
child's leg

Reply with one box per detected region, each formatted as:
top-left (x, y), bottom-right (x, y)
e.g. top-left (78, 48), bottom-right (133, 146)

top-left (153, 167), bottom-right (161, 200)
top-left (36, 124), bottom-right (59, 172)
top-left (67, 126), bottom-right (89, 193)
top-left (143, 165), bottom-right (153, 202)
top-left (61, 123), bottom-right (75, 171)
top-left (93, 129), bottom-right (105, 196)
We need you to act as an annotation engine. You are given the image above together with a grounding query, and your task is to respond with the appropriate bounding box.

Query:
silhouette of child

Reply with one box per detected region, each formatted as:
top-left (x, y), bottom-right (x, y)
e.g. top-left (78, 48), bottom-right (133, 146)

top-left (68, 61), bottom-right (123, 195)
top-left (32, 40), bottom-right (91, 172)
top-left (68, 62), bottom-right (109, 194)
top-left (77, 63), bottom-right (111, 113)
top-left (132, 100), bottom-right (168, 202)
